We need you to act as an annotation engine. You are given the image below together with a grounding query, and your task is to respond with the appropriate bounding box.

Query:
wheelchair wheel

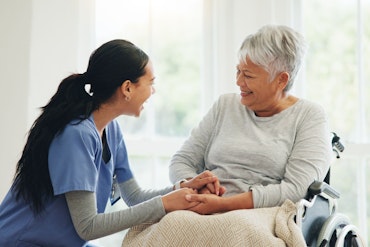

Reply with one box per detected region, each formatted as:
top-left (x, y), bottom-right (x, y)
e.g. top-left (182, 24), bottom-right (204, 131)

top-left (317, 213), bottom-right (366, 247)
top-left (335, 224), bottom-right (366, 247)
top-left (317, 213), bottom-right (349, 246)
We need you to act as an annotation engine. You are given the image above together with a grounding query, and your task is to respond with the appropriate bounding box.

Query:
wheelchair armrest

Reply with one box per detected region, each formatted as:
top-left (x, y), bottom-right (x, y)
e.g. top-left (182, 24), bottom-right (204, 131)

top-left (306, 180), bottom-right (340, 199)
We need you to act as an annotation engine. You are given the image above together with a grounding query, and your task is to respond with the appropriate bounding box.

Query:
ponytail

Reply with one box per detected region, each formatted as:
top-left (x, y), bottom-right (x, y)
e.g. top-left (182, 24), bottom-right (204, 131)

top-left (13, 73), bottom-right (95, 214)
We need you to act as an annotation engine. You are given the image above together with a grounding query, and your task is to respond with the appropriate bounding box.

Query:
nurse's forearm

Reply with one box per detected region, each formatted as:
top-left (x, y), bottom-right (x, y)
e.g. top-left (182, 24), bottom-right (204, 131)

top-left (65, 191), bottom-right (165, 241)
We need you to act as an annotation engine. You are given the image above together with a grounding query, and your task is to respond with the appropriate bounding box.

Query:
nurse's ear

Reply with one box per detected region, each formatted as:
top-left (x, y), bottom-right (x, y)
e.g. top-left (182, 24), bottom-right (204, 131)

top-left (120, 80), bottom-right (132, 101)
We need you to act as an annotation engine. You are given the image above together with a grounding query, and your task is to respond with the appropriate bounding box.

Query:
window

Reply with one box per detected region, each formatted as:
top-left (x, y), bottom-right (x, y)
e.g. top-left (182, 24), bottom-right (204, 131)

top-left (302, 0), bottom-right (370, 242)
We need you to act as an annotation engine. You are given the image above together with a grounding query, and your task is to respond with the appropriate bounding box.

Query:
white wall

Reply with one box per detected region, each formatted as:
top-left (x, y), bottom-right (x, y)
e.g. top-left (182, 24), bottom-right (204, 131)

top-left (0, 0), bottom-right (95, 201)
top-left (0, 0), bottom-right (33, 201)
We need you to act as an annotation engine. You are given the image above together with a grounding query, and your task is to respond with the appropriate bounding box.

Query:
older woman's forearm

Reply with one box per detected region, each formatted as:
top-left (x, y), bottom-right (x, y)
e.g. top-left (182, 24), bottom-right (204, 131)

top-left (223, 191), bottom-right (254, 211)
top-left (186, 191), bottom-right (254, 214)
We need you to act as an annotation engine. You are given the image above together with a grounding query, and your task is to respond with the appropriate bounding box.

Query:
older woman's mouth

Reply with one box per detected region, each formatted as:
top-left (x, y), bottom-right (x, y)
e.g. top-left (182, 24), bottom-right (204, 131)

top-left (240, 90), bottom-right (253, 97)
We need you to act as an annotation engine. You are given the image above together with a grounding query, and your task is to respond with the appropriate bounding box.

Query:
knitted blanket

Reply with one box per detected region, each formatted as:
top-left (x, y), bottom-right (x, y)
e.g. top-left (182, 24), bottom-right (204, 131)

top-left (122, 199), bottom-right (306, 247)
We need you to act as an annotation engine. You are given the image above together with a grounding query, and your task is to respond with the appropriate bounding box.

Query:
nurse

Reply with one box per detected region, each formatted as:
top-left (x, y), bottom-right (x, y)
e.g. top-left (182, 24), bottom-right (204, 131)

top-left (0, 39), bottom-right (220, 246)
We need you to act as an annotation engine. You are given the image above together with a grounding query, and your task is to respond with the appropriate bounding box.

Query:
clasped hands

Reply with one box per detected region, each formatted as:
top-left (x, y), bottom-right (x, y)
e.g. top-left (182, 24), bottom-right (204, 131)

top-left (162, 171), bottom-right (227, 215)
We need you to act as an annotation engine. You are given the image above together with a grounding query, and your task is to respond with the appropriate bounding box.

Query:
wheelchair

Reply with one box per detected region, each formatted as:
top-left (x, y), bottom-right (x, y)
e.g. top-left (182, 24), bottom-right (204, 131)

top-left (296, 132), bottom-right (366, 247)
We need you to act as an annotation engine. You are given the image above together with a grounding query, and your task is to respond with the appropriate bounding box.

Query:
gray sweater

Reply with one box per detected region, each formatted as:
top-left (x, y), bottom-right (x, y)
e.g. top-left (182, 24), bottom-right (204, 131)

top-left (169, 93), bottom-right (331, 208)
top-left (65, 179), bottom-right (172, 241)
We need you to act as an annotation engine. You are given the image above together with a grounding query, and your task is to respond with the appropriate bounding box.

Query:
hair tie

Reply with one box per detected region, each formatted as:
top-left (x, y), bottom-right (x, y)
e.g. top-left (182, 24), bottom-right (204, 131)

top-left (84, 84), bottom-right (93, 97)
top-left (81, 72), bottom-right (94, 97)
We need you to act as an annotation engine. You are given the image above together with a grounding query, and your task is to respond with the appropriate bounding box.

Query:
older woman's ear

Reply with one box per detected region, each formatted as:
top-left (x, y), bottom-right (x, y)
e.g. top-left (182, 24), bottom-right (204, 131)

top-left (278, 72), bottom-right (290, 90)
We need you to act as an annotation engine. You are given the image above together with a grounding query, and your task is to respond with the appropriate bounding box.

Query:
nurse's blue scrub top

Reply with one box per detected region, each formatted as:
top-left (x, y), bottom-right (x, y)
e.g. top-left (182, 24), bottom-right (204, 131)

top-left (0, 116), bottom-right (133, 246)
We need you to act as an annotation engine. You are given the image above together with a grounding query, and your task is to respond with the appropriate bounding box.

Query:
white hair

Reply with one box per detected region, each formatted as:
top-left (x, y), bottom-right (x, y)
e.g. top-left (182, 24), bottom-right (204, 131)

top-left (238, 25), bottom-right (308, 91)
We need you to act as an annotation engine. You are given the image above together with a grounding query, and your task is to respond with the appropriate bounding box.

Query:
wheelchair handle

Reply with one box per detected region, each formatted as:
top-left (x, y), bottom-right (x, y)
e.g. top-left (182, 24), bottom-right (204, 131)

top-left (308, 180), bottom-right (340, 199)
top-left (331, 132), bottom-right (344, 158)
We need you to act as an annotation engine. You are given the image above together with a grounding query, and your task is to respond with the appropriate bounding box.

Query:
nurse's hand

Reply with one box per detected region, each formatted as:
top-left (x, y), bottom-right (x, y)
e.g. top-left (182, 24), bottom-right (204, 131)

top-left (161, 188), bottom-right (199, 213)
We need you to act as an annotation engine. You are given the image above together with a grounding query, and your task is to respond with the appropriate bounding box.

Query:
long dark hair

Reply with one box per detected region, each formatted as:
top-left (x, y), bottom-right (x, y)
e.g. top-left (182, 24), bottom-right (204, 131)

top-left (13, 39), bottom-right (149, 213)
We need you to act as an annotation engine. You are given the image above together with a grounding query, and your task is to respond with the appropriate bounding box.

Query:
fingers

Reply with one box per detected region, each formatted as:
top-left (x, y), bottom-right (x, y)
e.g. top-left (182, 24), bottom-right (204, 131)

top-left (214, 180), bottom-right (220, 196)
top-left (199, 175), bottom-right (219, 195)
top-left (199, 187), bottom-right (211, 194)
top-left (219, 186), bottom-right (227, 196)
top-left (198, 170), bottom-right (214, 179)
top-left (206, 179), bottom-right (220, 196)
top-left (162, 188), bottom-right (200, 212)
top-left (200, 185), bottom-right (226, 196)
top-left (181, 170), bottom-right (225, 196)
top-left (205, 182), bottom-right (215, 194)
top-left (190, 171), bottom-right (220, 193)
top-left (196, 176), bottom-right (217, 191)
top-left (181, 188), bottom-right (201, 209)
top-left (185, 193), bottom-right (206, 203)
top-left (185, 188), bottom-right (198, 194)
top-left (201, 170), bottom-right (221, 195)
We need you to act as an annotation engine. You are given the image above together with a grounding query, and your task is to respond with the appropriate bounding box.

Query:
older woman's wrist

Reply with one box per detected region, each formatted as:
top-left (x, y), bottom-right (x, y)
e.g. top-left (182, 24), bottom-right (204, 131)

top-left (173, 179), bottom-right (188, 190)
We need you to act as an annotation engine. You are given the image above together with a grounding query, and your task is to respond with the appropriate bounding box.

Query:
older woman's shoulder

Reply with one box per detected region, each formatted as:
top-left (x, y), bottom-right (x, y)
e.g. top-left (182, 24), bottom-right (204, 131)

top-left (295, 98), bottom-right (327, 118)
top-left (297, 98), bottom-right (325, 110)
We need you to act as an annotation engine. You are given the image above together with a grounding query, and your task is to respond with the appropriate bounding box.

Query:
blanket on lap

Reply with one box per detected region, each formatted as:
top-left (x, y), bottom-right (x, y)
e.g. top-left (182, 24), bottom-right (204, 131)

top-left (122, 199), bottom-right (306, 247)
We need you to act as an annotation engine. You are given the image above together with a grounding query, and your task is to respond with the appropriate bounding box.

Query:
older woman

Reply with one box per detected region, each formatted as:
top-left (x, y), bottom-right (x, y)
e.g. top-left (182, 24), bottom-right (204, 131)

top-left (169, 25), bottom-right (332, 214)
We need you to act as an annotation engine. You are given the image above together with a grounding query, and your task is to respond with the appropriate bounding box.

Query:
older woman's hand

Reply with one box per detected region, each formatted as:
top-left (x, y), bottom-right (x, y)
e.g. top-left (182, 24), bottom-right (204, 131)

top-left (181, 170), bottom-right (226, 196)
top-left (185, 191), bottom-right (254, 214)
top-left (184, 193), bottom-right (225, 215)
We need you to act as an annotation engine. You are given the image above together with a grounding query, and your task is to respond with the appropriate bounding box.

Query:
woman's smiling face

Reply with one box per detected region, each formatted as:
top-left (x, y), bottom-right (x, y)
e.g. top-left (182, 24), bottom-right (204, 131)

top-left (236, 57), bottom-right (283, 117)
top-left (127, 60), bottom-right (156, 117)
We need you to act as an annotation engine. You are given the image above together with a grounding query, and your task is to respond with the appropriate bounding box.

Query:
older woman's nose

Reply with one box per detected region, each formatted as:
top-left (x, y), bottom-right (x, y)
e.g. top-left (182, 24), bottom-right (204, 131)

top-left (236, 73), bottom-right (244, 86)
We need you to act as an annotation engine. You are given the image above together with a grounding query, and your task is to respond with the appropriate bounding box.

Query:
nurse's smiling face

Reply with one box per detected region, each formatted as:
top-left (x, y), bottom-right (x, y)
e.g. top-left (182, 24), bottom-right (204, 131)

top-left (128, 60), bottom-right (156, 117)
